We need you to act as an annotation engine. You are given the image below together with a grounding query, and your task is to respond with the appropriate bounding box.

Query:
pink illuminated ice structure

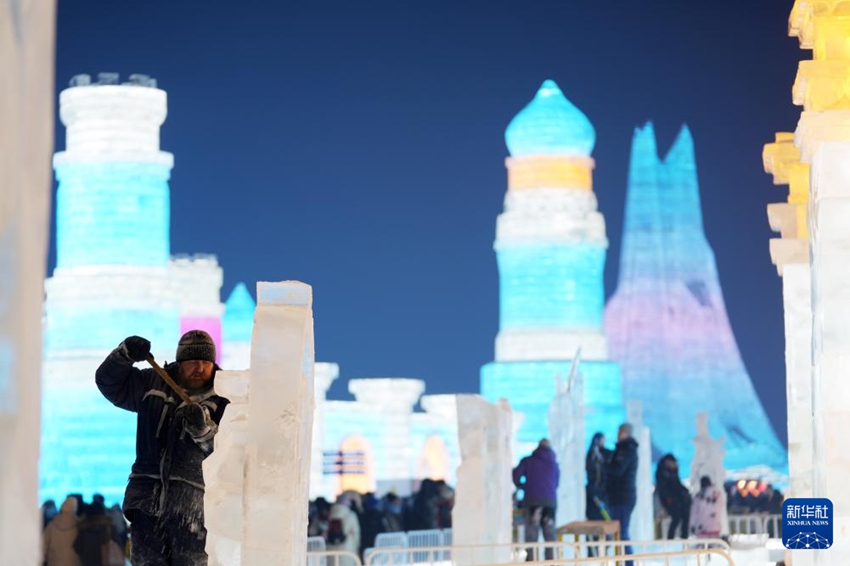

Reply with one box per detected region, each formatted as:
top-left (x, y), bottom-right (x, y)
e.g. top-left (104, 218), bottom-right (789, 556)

top-left (604, 123), bottom-right (787, 476)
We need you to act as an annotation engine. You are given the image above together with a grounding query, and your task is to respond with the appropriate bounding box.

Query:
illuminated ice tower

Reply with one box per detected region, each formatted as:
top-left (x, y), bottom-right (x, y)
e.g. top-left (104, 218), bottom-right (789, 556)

top-left (41, 73), bottom-right (223, 502)
top-left (604, 123), bottom-right (786, 475)
top-left (481, 80), bottom-right (625, 451)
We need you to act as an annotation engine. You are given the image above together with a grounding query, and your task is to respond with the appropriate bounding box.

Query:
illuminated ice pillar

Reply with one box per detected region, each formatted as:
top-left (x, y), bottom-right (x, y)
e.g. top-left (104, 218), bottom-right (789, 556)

top-left (481, 80), bottom-right (624, 450)
top-left (311, 362), bottom-right (338, 498)
top-left (349, 378), bottom-right (424, 494)
top-left (789, 2), bottom-right (850, 559)
top-left (626, 402), bottom-right (653, 542)
top-left (548, 369), bottom-right (584, 525)
top-left (42, 74), bottom-right (181, 503)
top-left (171, 255), bottom-right (224, 361)
top-left (763, 132), bottom-right (813, 501)
top-left (242, 281), bottom-right (315, 564)
top-left (0, 3), bottom-right (56, 563)
top-left (222, 282), bottom-right (255, 370)
top-left (453, 396), bottom-right (513, 564)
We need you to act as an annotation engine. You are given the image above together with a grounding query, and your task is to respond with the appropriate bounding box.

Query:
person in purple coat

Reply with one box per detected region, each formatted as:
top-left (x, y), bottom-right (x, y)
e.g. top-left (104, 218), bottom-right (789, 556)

top-left (513, 439), bottom-right (560, 560)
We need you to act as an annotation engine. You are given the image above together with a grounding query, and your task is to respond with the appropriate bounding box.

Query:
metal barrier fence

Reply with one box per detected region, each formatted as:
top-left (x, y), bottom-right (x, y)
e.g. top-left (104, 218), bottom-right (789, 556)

top-left (727, 514), bottom-right (781, 537)
top-left (660, 513), bottom-right (782, 539)
top-left (306, 549), bottom-right (363, 566)
top-left (364, 538), bottom-right (731, 565)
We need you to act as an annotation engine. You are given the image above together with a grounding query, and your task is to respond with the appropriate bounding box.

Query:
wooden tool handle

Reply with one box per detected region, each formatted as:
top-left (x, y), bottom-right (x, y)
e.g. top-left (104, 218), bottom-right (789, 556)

top-left (146, 354), bottom-right (192, 404)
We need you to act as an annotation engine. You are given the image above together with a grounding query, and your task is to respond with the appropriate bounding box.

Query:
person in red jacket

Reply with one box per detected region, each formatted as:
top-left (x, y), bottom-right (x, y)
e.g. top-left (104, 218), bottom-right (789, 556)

top-left (96, 330), bottom-right (229, 566)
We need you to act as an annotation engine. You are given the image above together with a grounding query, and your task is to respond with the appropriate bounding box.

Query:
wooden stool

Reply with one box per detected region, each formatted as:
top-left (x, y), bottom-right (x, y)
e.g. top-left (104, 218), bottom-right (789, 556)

top-left (557, 520), bottom-right (621, 558)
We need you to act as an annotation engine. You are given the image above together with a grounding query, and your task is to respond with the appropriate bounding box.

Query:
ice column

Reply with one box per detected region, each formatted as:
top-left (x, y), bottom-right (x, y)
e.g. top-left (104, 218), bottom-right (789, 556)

top-left (0, 2), bottom-right (56, 563)
top-left (689, 413), bottom-right (728, 536)
top-left (789, 2), bottom-right (850, 560)
top-left (171, 255), bottom-right (224, 359)
top-left (763, 133), bottom-right (813, 501)
top-left (311, 362), bottom-right (338, 498)
top-left (205, 281), bottom-right (315, 565)
top-left (548, 367), bottom-right (585, 525)
top-left (204, 369), bottom-right (250, 565)
top-left (626, 402), bottom-right (653, 542)
top-left (453, 396), bottom-right (513, 564)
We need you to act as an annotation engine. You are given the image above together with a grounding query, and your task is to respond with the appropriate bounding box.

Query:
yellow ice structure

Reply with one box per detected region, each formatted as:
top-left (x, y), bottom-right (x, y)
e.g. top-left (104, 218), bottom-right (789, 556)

top-left (767, 2), bottom-right (850, 561)
top-left (763, 132), bottom-right (810, 272)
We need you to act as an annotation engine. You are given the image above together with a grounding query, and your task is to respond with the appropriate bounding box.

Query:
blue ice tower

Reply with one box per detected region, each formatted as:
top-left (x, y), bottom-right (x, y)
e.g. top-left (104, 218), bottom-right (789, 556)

top-left (480, 80), bottom-right (625, 452)
top-left (221, 282), bottom-right (256, 370)
top-left (41, 74), bottom-right (181, 503)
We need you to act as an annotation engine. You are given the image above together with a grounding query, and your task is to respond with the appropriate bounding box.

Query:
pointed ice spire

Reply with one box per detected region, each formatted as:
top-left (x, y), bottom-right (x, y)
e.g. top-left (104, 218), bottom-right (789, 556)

top-left (223, 282), bottom-right (255, 344)
top-left (505, 79), bottom-right (596, 158)
top-left (660, 124), bottom-right (704, 238)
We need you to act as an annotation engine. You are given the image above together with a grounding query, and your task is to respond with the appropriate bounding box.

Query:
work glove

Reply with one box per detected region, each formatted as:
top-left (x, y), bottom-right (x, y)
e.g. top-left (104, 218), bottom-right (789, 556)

top-left (183, 403), bottom-right (211, 437)
top-left (119, 336), bottom-right (151, 363)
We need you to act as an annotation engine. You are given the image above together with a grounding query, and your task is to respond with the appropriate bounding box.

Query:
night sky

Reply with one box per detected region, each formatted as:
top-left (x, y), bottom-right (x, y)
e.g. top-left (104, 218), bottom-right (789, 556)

top-left (53, 0), bottom-right (801, 445)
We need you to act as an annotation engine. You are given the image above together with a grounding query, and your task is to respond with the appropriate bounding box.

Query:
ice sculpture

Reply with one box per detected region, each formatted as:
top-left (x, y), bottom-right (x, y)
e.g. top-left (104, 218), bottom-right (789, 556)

top-left (204, 281), bottom-right (315, 565)
top-left (547, 355), bottom-right (585, 525)
top-left (481, 79), bottom-right (625, 451)
top-left (689, 413), bottom-right (728, 536)
top-left (311, 362), bottom-right (338, 498)
top-left (222, 282), bottom-right (256, 370)
top-left (453, 396), bottom-right (513, 564)
top-left (626, 403), bottom-right (653, 542)
top-left (41, 74), bottom-right (225, 503)
top-left (763, 133), bottom-right (813, 500)
top-left (604, 123), bottom-right (786, 476)
top-left (788, 1), bottom-right (850, 558)
top-left (0, 2), bottom-right (56, 562)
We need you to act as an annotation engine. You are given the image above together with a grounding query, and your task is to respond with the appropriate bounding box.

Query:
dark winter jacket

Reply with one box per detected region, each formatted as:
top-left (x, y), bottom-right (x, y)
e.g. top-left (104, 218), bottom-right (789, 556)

top-left (585, 440), bottom-right (612, 520)
top-left (655, 455), bottom-right (690, 513)
top-left (607, 437), bottom-right (638, 507)
top-left (513, 444), bottom-right (560, 508)
top-left (95, 348), bottom-right (229, 521)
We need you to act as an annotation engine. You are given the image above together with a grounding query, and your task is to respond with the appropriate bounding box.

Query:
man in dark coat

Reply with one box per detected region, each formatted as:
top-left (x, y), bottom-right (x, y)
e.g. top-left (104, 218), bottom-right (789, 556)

top-left (513, 439), bottom-right (560, 561)
top-left (607, 423), bottom-right (638, 566)
top-left (96, 330), bottom-right (229, 566)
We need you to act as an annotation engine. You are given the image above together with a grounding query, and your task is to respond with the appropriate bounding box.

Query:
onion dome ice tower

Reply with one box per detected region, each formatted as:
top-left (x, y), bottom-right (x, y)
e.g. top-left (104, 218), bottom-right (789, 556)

top-left (481, 80), bottom-right (625, 449)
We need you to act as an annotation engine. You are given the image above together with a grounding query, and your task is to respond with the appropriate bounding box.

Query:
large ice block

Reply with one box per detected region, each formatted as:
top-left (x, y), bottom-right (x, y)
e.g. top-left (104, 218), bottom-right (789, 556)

top-left (452, 395), bottom-right (513, 564)
top-left (204, 281), bottom-right (315, 565)
top-left (0, 2), bottom-right (56, 563)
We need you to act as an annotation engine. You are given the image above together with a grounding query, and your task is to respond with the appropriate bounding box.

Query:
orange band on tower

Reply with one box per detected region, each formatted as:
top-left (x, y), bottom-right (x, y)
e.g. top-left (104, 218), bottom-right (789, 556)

top-left (507, 155), bottom-right (594, 191)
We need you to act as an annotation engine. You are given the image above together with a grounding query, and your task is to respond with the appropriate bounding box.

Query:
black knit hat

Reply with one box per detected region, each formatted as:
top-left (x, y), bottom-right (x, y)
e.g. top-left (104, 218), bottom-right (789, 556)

top-left (176, 330), bottom-right (217, 363)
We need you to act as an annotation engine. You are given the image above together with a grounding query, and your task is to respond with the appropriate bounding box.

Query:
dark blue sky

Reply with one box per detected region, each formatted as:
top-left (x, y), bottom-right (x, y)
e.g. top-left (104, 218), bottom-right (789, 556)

top-left (54, 0), bottom-right (800, 444)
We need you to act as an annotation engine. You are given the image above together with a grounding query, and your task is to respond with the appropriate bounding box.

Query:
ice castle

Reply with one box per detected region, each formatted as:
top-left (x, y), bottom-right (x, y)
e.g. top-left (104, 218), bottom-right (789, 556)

top-left (41, 74), bottom-right (786, 503)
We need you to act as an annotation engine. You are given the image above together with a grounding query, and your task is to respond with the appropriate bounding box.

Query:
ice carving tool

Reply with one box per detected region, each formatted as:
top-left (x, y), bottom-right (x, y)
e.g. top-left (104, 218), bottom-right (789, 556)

top-left (146, 354), bottom-right (192, 404)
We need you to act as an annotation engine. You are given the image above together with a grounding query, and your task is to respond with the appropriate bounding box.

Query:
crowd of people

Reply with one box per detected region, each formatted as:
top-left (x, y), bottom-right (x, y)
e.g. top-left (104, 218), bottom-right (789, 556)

top-left (307, 478), bottom-right (455, 559)
top-left (41, 494), bottom-right (127, 566)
